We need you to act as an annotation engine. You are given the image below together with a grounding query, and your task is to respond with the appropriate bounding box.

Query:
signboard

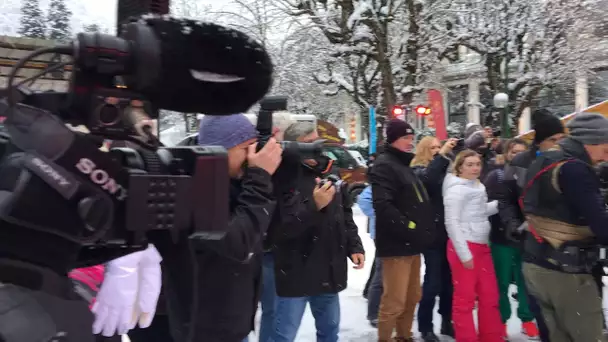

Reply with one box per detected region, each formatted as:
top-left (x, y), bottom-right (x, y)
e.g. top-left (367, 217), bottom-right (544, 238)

top-left (369, 106), bottom-right (377, 154)
top-left (428, 89), bottom-right (447, 140)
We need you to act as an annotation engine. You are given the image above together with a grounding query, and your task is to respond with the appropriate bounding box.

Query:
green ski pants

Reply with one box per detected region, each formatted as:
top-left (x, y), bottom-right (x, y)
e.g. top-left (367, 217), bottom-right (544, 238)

top-left (490, 243), bottom-right (534, 323)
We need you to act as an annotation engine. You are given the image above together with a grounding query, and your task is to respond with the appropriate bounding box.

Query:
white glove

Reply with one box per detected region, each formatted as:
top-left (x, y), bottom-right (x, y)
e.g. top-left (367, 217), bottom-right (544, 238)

top-left (130, 244), bottom-right (163, 329)
top-left (92, 250), bottom-right (144, 336)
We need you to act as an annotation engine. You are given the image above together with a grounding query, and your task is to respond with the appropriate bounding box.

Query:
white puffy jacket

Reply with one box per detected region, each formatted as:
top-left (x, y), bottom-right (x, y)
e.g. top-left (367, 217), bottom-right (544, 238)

top-left (442, 173), bottom-right (498, 262)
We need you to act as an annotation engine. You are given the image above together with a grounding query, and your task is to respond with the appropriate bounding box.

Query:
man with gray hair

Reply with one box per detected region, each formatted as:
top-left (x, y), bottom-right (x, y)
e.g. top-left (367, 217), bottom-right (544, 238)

top-left (521, 112), bottom-right (608, 341)
top-left (283, 121), bottom-right (317, 142)
top-left (268, 121), bottom-right (365, 342)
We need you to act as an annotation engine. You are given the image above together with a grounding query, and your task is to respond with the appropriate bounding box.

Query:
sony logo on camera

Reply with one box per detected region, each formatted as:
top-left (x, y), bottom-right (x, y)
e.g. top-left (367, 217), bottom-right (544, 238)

top-left (75, 158), bottom-right (128, 201)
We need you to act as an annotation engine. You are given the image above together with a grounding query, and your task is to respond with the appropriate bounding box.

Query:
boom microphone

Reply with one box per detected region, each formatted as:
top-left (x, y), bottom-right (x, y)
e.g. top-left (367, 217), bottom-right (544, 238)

top-left (34, 16), bottom-right (273, 121)
top-left (120, 16), bottom-right (274, 114)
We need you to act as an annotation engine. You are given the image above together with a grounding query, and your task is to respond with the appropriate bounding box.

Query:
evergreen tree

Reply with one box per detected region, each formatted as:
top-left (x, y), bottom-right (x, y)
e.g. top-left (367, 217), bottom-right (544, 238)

top-left (18, 0), bottom-right (46, 39)
top-left (47, 0), bottom-right (72, 42)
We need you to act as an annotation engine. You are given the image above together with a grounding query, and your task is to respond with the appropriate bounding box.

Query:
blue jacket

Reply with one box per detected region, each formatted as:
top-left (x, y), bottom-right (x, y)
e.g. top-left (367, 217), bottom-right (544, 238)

top-left (358, 186), bottom-right (376, 239)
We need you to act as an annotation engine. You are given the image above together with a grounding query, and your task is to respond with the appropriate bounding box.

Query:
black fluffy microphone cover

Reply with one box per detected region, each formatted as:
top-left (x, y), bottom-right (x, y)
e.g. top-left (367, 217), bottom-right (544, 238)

top-left (128, 16), bottom-right (274, 114)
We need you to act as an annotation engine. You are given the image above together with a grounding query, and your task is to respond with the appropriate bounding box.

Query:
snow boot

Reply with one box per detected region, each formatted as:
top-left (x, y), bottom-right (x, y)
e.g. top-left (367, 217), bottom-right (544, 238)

top-left (421, 332), bottom-right (440, 342)
top-left (522, 321), bottom-right (540, 340)
top-left (440, 318), bottom-right (454, 337)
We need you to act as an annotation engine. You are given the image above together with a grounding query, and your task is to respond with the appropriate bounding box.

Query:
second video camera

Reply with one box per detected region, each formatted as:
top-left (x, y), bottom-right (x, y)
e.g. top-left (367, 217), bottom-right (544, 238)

top-left (256, 96), bottom-right (323, 157)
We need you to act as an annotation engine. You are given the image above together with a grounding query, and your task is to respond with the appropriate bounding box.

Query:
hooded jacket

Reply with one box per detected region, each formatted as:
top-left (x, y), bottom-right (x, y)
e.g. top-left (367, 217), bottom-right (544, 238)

top-left (443, 174), bottom-right (498, 262)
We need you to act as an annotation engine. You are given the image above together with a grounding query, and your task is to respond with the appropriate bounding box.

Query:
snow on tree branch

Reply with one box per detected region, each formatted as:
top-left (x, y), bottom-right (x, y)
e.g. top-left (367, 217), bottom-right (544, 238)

top-left (445, 0), bottom-right (597, 120)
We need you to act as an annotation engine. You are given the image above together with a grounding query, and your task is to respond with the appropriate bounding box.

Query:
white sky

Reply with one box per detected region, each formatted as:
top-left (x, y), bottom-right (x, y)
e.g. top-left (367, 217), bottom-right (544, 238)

top-left (0, 0), bottom-right (237, 35)
top-left (81, 0), bottom-right (235, 33)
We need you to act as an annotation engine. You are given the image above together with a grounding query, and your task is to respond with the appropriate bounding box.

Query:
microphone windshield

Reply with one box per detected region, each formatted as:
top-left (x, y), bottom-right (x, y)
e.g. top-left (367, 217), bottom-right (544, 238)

top-left (124, 16), bottom-right (274, 115)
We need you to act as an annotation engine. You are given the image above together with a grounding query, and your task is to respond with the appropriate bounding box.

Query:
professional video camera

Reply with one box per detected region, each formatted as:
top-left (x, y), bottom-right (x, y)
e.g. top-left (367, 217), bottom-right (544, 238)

top-left (255, 95), bottom-right (323, 157)
top-left (0, 15), bottom-right (274, 274)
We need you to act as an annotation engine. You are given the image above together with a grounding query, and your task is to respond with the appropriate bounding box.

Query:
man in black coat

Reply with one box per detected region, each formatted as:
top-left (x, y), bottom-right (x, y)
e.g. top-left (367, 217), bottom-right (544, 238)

top-left (370, 119), bottom-right (438, 342)
top-left (158, 114), bottom-right (283, 342)
top-left (270, 123), bottom-right (365, 342)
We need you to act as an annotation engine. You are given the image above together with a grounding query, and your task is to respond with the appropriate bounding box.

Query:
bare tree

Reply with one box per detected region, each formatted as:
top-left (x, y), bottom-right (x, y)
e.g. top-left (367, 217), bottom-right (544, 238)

top-left (274, 0), bottom-right (458, 134)
top-left (447, 0), bottom-right (594, 124)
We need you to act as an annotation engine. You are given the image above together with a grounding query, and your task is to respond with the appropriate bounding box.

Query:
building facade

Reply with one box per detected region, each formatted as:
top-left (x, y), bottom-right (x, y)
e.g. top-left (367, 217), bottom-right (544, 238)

top-left (437, 44), bottom-right (608, 134)
top-left (0, 35), bottom-right (70, 92)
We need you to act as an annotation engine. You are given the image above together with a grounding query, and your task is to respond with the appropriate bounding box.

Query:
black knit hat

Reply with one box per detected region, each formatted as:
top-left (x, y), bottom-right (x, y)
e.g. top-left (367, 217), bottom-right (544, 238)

top-left (386, 119), bottom-right (415, 144)
top-left (532, 109), bottom-right (564, 144)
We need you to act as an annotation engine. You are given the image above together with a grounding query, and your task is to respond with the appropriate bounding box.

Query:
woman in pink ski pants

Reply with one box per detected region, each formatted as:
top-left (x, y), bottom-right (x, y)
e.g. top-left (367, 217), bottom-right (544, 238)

top-left (442, 150), bottom-right (503, 342)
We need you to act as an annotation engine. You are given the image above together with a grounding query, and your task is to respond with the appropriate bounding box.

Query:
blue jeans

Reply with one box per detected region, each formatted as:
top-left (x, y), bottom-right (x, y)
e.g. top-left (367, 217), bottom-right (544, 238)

top-left (272, 293), bottom-right (340, 342)
top-left (367, 256), bottom-right (383, 321)
top-left (417, 247), bottom-right (452, 333)
top-left (260, 252), bottom-right (278, 342)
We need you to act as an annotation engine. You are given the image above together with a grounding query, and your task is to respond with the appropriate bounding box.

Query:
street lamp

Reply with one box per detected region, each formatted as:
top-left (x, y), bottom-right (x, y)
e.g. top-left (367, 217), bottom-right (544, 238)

top-left (493, 92), bottom-right (510, 138)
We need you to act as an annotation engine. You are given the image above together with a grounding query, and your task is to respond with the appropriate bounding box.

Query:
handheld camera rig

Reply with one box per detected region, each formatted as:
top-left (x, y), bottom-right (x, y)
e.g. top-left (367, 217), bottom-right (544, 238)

top-left (0, 14), bottom-right (273, 273)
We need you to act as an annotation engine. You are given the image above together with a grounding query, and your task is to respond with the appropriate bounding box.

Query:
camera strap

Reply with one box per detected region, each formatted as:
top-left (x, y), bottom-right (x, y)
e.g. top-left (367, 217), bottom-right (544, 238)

top-left (518, 158), bottom-right (575, 243)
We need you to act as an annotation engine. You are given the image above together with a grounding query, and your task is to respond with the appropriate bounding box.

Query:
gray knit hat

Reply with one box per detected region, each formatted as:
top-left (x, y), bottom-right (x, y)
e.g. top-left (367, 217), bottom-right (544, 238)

top-left (198, 114), bottom-right (257, 149)
top-left (567, 112), bottom-right (608, 145)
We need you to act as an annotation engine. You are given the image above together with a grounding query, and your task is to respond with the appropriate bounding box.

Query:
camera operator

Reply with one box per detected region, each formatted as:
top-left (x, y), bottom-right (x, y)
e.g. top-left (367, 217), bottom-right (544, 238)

top-left (269, 121), bottom-right (365, 342)
top-left (521, 112), bottom-right (608, 341)
top-left (161, 114), bottom-right (282, 342)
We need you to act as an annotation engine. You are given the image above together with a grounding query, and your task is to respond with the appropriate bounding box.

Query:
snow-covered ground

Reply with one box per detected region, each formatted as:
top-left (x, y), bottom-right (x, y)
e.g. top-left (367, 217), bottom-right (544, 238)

top-left (124, 205), bottom-right (607, 341)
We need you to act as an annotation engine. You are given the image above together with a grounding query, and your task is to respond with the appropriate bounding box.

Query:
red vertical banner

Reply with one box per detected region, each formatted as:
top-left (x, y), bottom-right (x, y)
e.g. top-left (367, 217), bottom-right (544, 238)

top-left (428, 89), bottom-right (448, 140)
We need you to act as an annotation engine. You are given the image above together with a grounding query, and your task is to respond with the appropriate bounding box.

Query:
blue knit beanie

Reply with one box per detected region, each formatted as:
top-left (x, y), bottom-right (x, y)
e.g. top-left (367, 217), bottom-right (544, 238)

top-left (198, 114), bottom-right (257, 149)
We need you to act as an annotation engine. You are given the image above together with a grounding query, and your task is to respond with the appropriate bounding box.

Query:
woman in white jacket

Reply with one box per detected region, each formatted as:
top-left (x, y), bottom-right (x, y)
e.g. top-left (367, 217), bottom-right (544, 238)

top-left (443, 149), bottom-right (503, 342)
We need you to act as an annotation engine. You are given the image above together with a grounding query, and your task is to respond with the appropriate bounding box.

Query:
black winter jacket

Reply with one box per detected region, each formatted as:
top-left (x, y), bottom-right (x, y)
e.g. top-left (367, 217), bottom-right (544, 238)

top-left (272, 167), bottom-right (365, 297)
top-left (498, 150), bottom-right (536, 239)
top-left (370, 146), bottom-right (437, 257)
top-left (158, 167), bottom-right (276, 342)
top-left (498, 148), bottom-right (557, 268)
top-left (411, 154), bottom-right (451, 250)
top-left (483, 168), bottom-right (514, 246)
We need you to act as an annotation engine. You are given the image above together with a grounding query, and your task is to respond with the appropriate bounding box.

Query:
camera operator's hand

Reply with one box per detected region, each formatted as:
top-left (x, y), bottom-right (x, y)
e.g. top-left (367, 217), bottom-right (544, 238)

top-left (129, 244), bottom-right (162, 330)
top-left (92, 252), bottom-right (142, 336)
top-left (248, 138), bottom-right (283, 175)
top-left (440, 138), bottom-right (458, 156)
top-left (350, 253), bottom-right (365, 269)
top-left (313, 178), bottom-right (336, 210)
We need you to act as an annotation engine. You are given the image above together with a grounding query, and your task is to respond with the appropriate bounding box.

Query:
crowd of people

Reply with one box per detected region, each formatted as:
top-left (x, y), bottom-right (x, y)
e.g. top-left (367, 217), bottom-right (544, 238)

top-left (358, 109), bottom-right (608, 342)
top-left (80, 107), bottom-right (608, 342)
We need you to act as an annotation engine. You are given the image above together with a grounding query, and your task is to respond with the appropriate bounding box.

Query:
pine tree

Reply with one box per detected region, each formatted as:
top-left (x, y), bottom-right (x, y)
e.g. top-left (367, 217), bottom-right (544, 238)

top-left (47, 0), bottom-right (72, 42)
top-left (18, 0), bottom-right (46, 39)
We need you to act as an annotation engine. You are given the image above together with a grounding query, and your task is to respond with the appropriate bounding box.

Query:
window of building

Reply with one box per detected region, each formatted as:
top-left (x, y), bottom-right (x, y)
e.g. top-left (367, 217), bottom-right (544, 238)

top-left (530, 84), bottom-right (575, 117)
top-left (447, 84), bottom-right (468, 125)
